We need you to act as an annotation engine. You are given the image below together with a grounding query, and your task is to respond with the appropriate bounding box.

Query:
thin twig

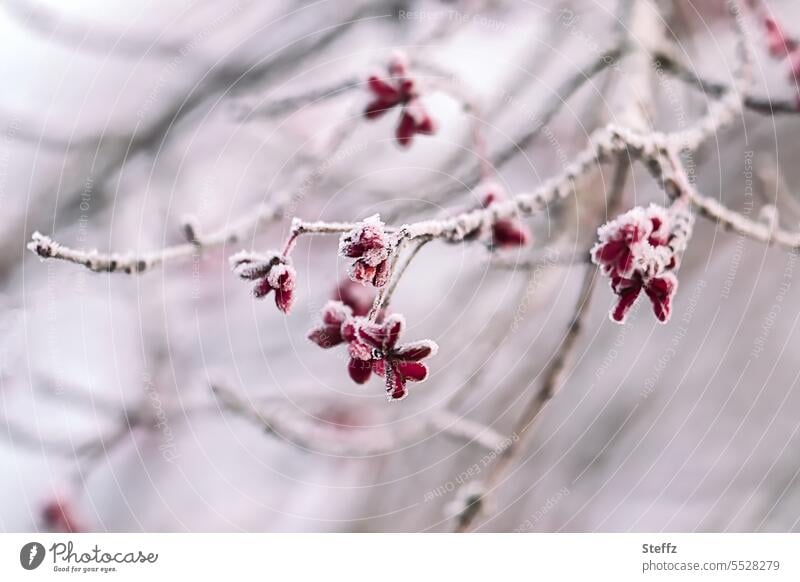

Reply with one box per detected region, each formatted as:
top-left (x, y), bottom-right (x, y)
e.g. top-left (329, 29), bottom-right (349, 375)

top-left (654, 52), bottom-right (799, 115)
top-left (28, 197), bottom-right (286, 274)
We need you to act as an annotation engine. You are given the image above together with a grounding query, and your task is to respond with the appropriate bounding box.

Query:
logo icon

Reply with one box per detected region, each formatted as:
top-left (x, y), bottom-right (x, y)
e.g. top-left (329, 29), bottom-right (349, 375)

top-left (20, 542), bottom-right (46, 570)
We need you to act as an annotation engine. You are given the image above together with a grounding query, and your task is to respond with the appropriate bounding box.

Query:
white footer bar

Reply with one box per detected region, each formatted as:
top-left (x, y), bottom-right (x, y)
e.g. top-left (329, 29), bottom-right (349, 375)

top-left (1, 533), bottom-right (797, 581)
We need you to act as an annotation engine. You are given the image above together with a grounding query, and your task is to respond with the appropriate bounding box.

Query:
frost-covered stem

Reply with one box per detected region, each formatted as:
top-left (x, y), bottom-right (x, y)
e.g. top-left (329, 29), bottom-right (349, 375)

top-left (28, 197), bottom-right (286, 274)
top-left (211, 382), bottom-right (506, 456)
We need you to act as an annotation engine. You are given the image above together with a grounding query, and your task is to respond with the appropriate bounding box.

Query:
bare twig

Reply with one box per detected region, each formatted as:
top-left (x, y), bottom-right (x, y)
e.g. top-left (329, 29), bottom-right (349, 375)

top-left (28, 197), bottom-right (286, 274)
top-left (654, 52), bottom-right (799, 115)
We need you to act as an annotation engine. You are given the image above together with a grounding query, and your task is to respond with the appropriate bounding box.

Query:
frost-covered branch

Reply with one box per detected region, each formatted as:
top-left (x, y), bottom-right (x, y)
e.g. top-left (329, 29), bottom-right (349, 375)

top-left (27, 197), bottom-right (286, 273)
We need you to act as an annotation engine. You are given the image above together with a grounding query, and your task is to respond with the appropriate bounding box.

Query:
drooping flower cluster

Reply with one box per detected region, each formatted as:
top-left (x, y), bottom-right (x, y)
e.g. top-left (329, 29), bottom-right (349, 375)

top-left (364, 52), bottom-right (437, 147)
top-left (481, 183), bottom-right (531, 249)
top-left (230, 250), bottom-right (296, 313)
top-left (339, 215), bottom-right (392, 288)
top-left (592, 203), bottom-right (691, 324)
top-left (308, 301), bottom-right (437, 401)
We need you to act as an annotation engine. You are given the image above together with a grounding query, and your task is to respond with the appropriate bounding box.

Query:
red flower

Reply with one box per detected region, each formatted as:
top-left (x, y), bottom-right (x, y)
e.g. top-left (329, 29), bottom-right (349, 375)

top-left (339, 215), bottom-right (392, 288)
top-left (230, 250), bottom-right (296, 313)
top-left (364, 52), bottom-right (437, 148)
top-left (307, 304), bottom-right (438, 401)
top-left (348, 314), bottom-right (438, 401)
top-left (481, 183), bottom-right (531, 249)
top-left (592, 204), bottom-right (688, 324)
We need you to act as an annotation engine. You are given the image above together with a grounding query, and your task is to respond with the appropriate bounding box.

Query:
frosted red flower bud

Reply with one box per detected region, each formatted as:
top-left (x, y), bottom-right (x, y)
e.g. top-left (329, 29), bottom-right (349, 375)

top-left (339, 215), bottom-right (392, 288)
top-left (481, 183), bottom-right (531, 249)
top-left (350, 314), bottom-right (438, 401)
top-left (592, 203), bottom-right (690, 324)
top-left (307, 304), bottom-right (437, 401)
top-left (42, 497), bottom-right (83, 533)
top-left (364, 52), bottom-right (437, 148)
top-left (230, 250), bottom-right (296, 313)
top-left (307, 301), bottom-right (352, 348)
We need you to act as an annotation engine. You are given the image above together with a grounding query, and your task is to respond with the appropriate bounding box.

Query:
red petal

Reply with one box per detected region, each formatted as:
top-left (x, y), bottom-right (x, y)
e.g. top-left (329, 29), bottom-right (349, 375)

top-left (322, 301), bottom-right (351, 326)
top-left (395, 111), bottom-right (416, 147)
top-left (348, 358), bottom-right (373, 384)
top-left (611, 281), bottom-right (642, 323)
top-left (394, 341), bottom-right (435, 361)
top-left (372, 259), bottom-right (390, 287)
top-left (253, 278), bottom-right (273, 298)
top-left (351, 260), bottom-right (377, 284)
top-left (373, 359), bottom-right (386, 377)
top-left (384, 363), bottom-right (408, 401)
top-left (595, 240), bottom-right (625, 263)
top-left (341, 320), bottom-right (357, 343)
top-left (368, 75), bottom-right (400, 101)
top-left (275, 287), bottom-right (293, 313)
top-left (307, 325), bottom-right (344, 348)
top-left (492, 219), bottom-right (530, 248)
top-left (644, 275), bottom-right (677, 323)
top-left (383, 315), bottom-right (404, 350)
top-left (348, 339), bottom-right (373, 361)
top-left (415, 112), bottom-right (436, 135)
top-left (357, 323), bottom-right (386, 349)
top-left (396, 361), bottom-right (428, 382)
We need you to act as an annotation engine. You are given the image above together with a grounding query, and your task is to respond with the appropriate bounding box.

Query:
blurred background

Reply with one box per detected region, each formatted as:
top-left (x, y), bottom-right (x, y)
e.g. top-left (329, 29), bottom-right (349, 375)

top-left (2, 0), bottom-right (800, 532)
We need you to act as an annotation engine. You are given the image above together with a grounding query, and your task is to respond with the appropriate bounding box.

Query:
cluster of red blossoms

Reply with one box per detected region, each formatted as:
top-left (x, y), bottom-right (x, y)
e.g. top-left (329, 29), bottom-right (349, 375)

top-left (230, 250), bottom-right (297, 313)
top-left (339, 215), bottom-right (392, 288)
top-left (480, 183), bottom-right (531, 249)
top-left (308, 301), bottom-right (438, 401)
top-left (364, 52), bottom-right (437, 147)
top-left (592, 204), bottom-right (688, 324)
